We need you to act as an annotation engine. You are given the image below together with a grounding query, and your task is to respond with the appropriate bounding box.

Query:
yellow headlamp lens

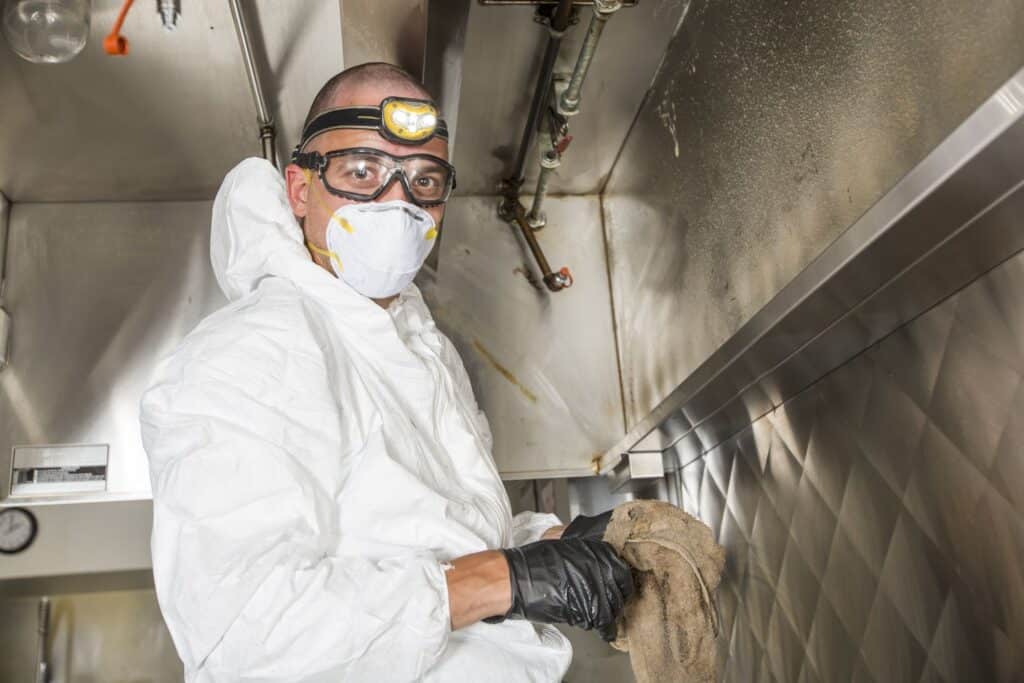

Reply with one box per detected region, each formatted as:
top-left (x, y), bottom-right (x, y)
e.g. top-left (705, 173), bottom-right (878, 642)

top-left (382, 99), bottom-right (439, 142)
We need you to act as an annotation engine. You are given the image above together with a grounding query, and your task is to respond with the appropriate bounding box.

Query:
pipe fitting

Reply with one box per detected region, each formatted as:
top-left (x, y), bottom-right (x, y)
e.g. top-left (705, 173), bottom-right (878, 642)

top-left (158, 0), bottom-right (180, 31)
top-left (594, 0), bottom-right (623, 13)
top-left (543, 267), bottom-right (573, 292)
top-left (540, 149), bottom-right (561, 169)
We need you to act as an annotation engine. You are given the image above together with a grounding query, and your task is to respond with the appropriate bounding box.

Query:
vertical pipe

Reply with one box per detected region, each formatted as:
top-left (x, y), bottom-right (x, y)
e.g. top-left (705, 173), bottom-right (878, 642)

top-left (0, 192), bottom-right (9, 298)
top-left (36, 597), bottom-right (50, 683)
top-left (558, 0), bottom-right (622, 117)
top-left (526, 146), bottom-right (560, 228)
top-left (228, 0), bottom-right (277, 167)
top-left (508, 0), bottom-right (574, 186)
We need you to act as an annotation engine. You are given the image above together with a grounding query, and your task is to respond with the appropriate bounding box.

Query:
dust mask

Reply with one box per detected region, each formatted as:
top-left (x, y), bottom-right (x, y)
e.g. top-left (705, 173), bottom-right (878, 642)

top-left (308, 200), bottom-right (438, 298)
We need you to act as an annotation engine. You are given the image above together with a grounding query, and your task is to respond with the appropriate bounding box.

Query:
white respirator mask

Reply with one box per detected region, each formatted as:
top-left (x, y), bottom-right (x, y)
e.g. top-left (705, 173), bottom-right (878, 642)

top-left (308, 200), bottom-right (438, 299)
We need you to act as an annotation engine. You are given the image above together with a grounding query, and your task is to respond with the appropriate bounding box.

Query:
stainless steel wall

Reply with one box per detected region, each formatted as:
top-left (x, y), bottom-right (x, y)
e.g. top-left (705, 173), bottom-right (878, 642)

top-left (676, 249), bottom-right (1024, 681)
top-left (0, 590), bottom-right (183, 682)
top-left (420, 194), bottom-right (624, 478)
top-left (0, 201), bottom-right (225, 499)
top-left (603, 0), bottom-right (1024, 429)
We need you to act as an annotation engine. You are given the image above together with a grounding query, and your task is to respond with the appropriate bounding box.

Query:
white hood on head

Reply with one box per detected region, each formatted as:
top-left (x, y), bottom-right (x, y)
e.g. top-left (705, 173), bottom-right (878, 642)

top-left (210, 157), bottom-right (311, 302)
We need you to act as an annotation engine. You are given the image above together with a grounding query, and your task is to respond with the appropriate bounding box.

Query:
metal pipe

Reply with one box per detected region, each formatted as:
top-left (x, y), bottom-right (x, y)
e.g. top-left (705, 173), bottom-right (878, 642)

top-left (508, 0), bottom-right (574, 186)
top-left (510, 201), bottom-right (572, 292)
top-left (0, 193), bottom-right (9, 372)
top-left (228, 0), bottom-right (277, 167)
top-left (0, 192), bottom-right (9, 298)
top-left (36, 596), bottom-right (50, 683)
top-left (558, 0), bottom-right (622, 117)
top-left (527, 145), bottom-right (561, 228)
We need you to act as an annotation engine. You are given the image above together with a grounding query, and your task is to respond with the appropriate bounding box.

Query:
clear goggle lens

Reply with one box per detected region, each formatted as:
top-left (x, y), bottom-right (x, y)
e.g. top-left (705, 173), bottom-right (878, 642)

top-left (321, 149), bottom-right (454, 205)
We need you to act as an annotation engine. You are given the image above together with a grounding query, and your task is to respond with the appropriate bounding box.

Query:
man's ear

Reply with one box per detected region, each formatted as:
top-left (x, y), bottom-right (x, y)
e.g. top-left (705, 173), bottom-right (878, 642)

top-left (284, 163), bottom-right (310, 219)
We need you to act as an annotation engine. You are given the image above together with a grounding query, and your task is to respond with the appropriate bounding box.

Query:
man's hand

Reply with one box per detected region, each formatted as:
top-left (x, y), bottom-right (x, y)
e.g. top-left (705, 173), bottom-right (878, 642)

top-left (562, 510), bottom-right (613, 542)
top-left (540, 525), bottom-right (565, 541)
top-left (488, 538), bottom-right (633, 634)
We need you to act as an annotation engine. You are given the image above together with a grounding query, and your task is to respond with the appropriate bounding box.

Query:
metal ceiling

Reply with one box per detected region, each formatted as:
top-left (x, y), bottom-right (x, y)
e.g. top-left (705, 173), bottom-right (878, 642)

top-left (0, 0), bottom-right (343, 203)
top-left (0, 0), bottom-right (686, 202)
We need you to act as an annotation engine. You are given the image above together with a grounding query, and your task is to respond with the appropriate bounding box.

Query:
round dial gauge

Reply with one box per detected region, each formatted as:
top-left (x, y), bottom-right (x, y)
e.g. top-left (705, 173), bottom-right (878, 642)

top-left (0, 507), bottom-right (38, 554)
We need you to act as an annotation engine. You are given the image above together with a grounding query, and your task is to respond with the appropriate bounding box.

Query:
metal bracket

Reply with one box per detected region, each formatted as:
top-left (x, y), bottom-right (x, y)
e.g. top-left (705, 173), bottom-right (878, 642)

top-left (608, 451), bottom-right (665, 493)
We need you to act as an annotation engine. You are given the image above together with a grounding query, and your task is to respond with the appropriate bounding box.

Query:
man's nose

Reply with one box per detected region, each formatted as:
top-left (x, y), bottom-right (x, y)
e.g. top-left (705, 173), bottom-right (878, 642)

top-left (377, 175), bottom-right (411, 203)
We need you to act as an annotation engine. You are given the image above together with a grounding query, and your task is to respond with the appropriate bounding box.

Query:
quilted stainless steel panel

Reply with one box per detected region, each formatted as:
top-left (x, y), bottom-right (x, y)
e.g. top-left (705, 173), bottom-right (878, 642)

top-left (678, 250), bottom-right (1024, 681)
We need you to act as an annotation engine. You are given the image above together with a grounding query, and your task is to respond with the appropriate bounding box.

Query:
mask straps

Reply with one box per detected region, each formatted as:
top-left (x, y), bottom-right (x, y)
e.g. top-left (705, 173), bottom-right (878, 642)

top-left (302, 168), bottom-right (354, 272)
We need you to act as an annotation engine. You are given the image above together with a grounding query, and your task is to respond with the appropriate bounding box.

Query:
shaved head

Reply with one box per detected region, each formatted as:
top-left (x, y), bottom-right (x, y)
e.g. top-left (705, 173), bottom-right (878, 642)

top-left (302, 62), bottom-right (433, 131)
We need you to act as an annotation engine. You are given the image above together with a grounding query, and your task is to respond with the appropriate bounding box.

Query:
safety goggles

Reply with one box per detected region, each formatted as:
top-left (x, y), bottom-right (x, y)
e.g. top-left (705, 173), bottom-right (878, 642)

top-left (292, 147), bottom-right (457, 208)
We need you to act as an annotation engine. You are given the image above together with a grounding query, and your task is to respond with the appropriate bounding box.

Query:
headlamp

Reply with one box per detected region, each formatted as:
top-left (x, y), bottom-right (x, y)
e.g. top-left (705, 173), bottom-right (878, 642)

top-left (292, 97), bottom-right (449, 161)
top-left (381, 97), bottom-right (440, 143)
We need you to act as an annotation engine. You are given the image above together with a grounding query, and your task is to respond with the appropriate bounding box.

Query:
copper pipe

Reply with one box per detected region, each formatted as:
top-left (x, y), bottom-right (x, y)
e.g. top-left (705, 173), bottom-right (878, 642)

top-left (510, 202), bottom-right (572, 292)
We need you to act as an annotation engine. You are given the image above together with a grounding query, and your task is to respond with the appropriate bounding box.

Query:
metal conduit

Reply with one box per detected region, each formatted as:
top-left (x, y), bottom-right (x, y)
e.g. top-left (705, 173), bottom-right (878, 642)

top-left (500, 0), bottom-right (624, 292)
top-left (528, 0), bottom-right (621, 228)
top-left (500, 0), bottom-right (575, 292)
top-left (509, 0), bottom-right (575, 186)
top-left (228, 0), bottom-right (277, 167)
top-left (558, 0), bottom-right (622, 117)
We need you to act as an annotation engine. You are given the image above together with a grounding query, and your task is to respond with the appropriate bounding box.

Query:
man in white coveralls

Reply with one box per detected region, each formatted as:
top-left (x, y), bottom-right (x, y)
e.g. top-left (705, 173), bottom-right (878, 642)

top-left (140, 63), bottom-right (632, 682)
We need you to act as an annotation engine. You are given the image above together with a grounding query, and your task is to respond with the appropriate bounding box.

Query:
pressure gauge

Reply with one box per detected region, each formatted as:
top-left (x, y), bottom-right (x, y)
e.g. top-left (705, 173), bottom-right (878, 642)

top-left (0, 507), bottom-right (37, 554)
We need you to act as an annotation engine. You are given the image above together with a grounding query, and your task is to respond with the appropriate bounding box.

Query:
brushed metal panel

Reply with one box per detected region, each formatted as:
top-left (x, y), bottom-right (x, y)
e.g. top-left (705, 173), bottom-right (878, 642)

top-left (674, 250), bottom-right (1024, 680)
top-left (419, 194), bottom-right (624, 478)
top-left (0, 201), bottom-right (226, 500)
top-left (602, 64), bottom-right (1024, 469)
top-left (0, 500), bottom-right (153, 582)
top-left (452, 0), bottom-right (690, 195)
top-left (341, 0), bottom-right (428, 77)
top-left (603, 0), bottom-right (1024, 430)
top-left (0, 590), bottom-right (183, 683)
top-left (0, 0), bottom-right (343, 202)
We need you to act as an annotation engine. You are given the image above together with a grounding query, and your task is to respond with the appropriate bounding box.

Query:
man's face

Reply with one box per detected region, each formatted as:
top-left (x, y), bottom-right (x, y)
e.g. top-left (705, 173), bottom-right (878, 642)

top-left (284, 83), bottom-right (449, 278)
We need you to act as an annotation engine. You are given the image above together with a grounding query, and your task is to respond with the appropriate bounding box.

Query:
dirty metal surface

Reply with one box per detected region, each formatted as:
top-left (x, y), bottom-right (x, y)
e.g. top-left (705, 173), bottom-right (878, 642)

top-left (418, 194), bottom-right (625, 478)
top-left (603, 0), bottom-right (1024, 428)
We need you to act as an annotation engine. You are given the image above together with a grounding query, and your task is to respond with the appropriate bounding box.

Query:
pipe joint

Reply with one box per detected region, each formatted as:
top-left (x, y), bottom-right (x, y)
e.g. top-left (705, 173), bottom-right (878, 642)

top-left (543, 267), bottom-right (573, 292)
top-left (594, 0), bottom-right (623, 14)
top-left (540, 149), bottom-right (561, 169)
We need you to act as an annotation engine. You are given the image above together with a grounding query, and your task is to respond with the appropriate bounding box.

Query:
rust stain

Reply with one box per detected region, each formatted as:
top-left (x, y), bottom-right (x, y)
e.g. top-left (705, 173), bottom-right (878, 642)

top-left (472, 339), bottom-right (538, 404)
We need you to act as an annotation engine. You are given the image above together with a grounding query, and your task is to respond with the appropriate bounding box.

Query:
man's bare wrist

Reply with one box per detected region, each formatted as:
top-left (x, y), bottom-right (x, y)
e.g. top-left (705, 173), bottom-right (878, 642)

top-left (444, 550), bottom-right (512, 630)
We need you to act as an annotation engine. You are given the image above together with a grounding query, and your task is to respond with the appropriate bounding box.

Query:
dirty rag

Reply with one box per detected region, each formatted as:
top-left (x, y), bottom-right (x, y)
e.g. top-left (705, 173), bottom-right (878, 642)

top-left (603, 500), bottom-right (726, 683)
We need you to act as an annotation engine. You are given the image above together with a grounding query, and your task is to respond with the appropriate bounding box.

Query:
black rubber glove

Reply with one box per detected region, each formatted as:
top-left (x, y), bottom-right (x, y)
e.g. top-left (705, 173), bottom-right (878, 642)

top-left (562, 510), bottom-right (614, 542)
top-left (486, 538), bottom-right (633, 637)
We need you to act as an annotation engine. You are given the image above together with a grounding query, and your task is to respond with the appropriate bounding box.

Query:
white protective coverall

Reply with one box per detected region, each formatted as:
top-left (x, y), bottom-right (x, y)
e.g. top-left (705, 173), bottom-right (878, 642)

top-left (140, 158), bottom-right (573, 682)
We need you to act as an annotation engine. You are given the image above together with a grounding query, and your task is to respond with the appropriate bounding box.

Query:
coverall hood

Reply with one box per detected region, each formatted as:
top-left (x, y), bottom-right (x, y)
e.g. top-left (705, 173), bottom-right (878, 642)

top-left (210, 157), bottom-right (314, 302)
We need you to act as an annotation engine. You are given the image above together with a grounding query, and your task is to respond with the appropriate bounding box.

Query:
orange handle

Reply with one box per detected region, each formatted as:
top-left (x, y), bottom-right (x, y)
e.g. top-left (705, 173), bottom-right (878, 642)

top-left (104, 0), bottom-right (135, 55)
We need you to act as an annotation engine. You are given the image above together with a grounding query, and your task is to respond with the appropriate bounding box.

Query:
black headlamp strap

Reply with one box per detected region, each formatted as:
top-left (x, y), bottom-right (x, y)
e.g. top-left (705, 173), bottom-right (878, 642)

top-left (293, 105), bottom-right (449, 161)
